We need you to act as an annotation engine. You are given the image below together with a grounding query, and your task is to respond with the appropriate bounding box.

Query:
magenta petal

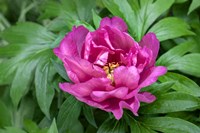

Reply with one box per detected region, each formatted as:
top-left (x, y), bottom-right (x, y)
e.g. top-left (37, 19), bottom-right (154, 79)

top-left (139, 32), bottom-right (159, 66)
top-left (53, 26), bottom-right (89, 59)
top-left (59, 78), bottom-right (111, 97)
top-left (114, 66), bottom-right (140, 90)
top-left (100, 16), bottom-right (128, 32)
top-left (139, 66), bottom-right (167, 88)
top-left (91, 87), bottom-right (128, 102)
top-left (63, 56), bottom-right (106, 83)
top-left (137, 92), bottom-right (156, 103)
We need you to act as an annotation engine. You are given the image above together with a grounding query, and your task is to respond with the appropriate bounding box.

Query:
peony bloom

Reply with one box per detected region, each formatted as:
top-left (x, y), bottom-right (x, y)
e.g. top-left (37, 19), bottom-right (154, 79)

top-left (53, 17), bottom-right (167, 119)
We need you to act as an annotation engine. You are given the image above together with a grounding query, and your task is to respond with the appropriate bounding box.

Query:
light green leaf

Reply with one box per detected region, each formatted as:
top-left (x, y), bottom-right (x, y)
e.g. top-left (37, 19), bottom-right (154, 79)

top-left (51, 59), bottom-right (70, 82)
top-left (188, 0), bottom-right (200, 14)
top-left (47, 119), bottom-right (58, 133)
top-left (92, 10), bottom-right (101, 29)
top-left (97, 118), bottom-right (126, 133)
top-left (159, 72), bottom-right (200, 97)
top-left (23, 120), bottom-right (40, 133)
top-left (156, 41), bottom-right (195, 66)
top-left (1, 22), bottom-right (56, 44)
top-left (149, 17), bottom-right (194, 41)
top-left (140, 92), bottom-right (200, 114)
top-left (168, 53), bottom-right (200, 77)
top-left (57, 96), bottom-right (82, 133)
top-left (83, 104), bottom-right (97, 128)
top-left (10, 61), bottom-right (38, 107)
top-left (35, 61), bottom-right (55, 119)
top-left (142, 117), bottom-right (200, 133)
top-left (0, 127), bottom-right (27, 133)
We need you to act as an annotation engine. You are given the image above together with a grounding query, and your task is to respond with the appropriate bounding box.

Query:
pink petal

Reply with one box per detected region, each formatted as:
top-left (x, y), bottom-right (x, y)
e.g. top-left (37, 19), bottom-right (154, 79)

top-left (139, 32), bottom-right (159, 66)
top-left (139, 66), bottom-right (167, 88)
top-left (137, 92), bottom-right (156, 103)
top-left (63, 56), bottom-right (106, 83)
top-left (113, 66), bottom-right (140, 90)
top-left (91, 87), bottom-right (129, 102)
top-left (59, 78), bottom-right (112, 97)
top-left (100, 16), bottom-right (128, 32)
top-left (53, 26), bottom-right (89, 59)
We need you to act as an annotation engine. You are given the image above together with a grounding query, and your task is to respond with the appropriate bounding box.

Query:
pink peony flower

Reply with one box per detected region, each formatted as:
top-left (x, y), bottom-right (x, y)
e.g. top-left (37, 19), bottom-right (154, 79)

top-left (53, 17), bottom-right (167, 120)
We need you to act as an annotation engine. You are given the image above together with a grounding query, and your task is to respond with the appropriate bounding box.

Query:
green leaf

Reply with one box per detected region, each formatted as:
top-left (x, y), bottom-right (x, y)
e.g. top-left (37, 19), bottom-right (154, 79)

top-left (149, 17), bottom-right (194, 41)
top-left (140, 92), bottom-right (200, 114)
top-left (159, 72), bottom-right (200, 97)
top-left (142, 117), bottom-right (200, 133)
top-left (1, 22), bottom-right (55, 44)
top-left (35, 61), bottom-right (55, 119)
top-left (92, 10), bottom-right (101, 29)
top-left (168, 53), bottom-right (200, 77)
top-left (57, 96), bottom-right (82, 133)
top-left (47, 119), bottom-right (58, 133)
top-left (10, 61), bottom-right (38, 107)
top-left (0, 127), bottom-right (27, 133)
top-left (51, 59), bottom-right (70, 82)
top-left (156, 41), bottom-right (195, 66)
top-left (83, 104), bottom-right (97, 128)
top-left (0, 100), bottom-right (12, 127)
top-left (188, 0), bottom-right (200, 14)
top-left (97, 118), bottom-right (126, 133)
top-left (23, 120), bottom-right (40, 133)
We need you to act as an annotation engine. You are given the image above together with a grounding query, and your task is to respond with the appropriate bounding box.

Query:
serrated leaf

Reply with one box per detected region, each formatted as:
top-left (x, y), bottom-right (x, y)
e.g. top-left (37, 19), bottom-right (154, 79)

top-left (35, 61), bottom-right (55, 119)
top-left (140, 92), bottom-right (200, 114)
top-left (57, 96), bottom-right (82, 133)
top-left (188, 0), bottom-right (200, 14)
top-left (168, 53), bottom-right (200, 77)
top-left (47, 119), bottom-right (58, 133)
top-left (159, 72), bottom-right (200, 97)
top-left (97, 118), bottom-right (126, 133)
top-left (157, 41), bottom-right (195, 66)
top-left (142, 117), bottom-right (200, 133)
top-left (1, 22), bottom-right (55, 44)
top-left (149, 17), bottom-right (194, 41)
top-left (83, 104), bottom-right (97, 128)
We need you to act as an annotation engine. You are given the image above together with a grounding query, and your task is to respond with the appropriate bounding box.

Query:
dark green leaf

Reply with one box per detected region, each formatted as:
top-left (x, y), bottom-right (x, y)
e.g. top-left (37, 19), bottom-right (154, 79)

top-left (35, 61), bottom-right (55, 119)
top-left (142, 117), bottom-right (200, 133)
top-left (97, 118), bottom-right (126, 133)
top-left (83, 104), bottom-right (97, 128)
top-left (23, 120), bottom-right (40, 133)
top-left (0, 100), bottom-right (12, 127)
top-left (149, 17), bottom-right (194, 41)
top-left (140, 92), bottom-right (200, 114)
top-left (0, 127), bottom-right (27, 133)
top-left (57, 96), bottom-right (82, 133)
top-left (159, 72), bottom-right (200, 97)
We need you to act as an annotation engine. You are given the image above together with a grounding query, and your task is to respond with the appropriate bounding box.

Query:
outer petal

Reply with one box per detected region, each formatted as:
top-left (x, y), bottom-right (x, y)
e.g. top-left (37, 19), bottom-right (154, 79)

top-left (91, 87), bottom-right (129, 102)
top-left (63, 56), bottom-right (106, 83)
top-left (139, 32), bottom-right (159, 66)
top-left (139, 66), bottom-right (167, 88)
top-left (59, 78), bottom-right (112, 97)
top-left (113, 66), bottom-right (140, 90)
top-left (137, 92), bottom-right (156, 103)
top-left (53, 26), bottom-right (89, 59)
top-left (100, 16), bottom-right (128, 32)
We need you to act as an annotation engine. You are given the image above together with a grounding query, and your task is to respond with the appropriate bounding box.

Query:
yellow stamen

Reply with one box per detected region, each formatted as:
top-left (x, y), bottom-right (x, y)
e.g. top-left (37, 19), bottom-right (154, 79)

top-left (103, 62), bottom-right (119, 84)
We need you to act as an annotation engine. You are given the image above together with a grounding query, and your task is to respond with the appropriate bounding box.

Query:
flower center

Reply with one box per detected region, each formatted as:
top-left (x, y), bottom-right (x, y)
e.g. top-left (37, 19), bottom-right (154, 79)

top-left (103, 62), bottom-right (119, 84)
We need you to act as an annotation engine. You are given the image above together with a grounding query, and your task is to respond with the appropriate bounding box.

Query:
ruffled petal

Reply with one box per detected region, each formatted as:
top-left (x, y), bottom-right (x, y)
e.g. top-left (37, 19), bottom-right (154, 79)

top-left (63, 56), bottom-right (106, 83)
top-left (59, 78), bottom-right (112, 97)
top-left (137, 92), bottom-right (156, 103)
top-left (100, 16), bottom-right (128, 32)
top-left (113, 66), bottom-right (140, 90)
top-left (139, 32), bottom-right (159, 66)
top-left (53, 26), bottom-right (89, 59)
top-left (91, 87), bottom-right (129, 102)
top-left (139, 66), bottom-right (167, 88)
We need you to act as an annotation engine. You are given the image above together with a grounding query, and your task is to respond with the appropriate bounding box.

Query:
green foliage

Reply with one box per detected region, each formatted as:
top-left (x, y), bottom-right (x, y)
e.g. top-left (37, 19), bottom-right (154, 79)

top-left (0, 0), bottom-right (200, 132)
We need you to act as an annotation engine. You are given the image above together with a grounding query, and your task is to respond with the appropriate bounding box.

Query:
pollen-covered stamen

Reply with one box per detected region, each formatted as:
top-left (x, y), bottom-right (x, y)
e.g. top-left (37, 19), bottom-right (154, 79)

top-left (103, 62), bottom-right (119, 84)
